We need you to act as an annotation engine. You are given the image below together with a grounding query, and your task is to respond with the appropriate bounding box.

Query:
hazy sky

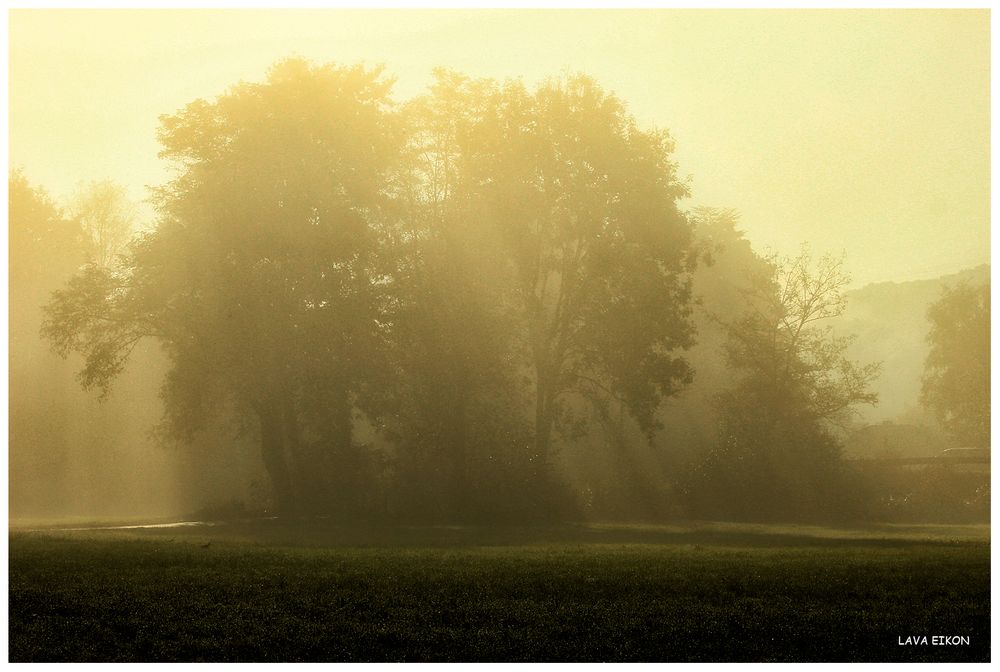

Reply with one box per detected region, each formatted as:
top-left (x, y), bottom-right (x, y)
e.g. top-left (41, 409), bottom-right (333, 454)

top-left (9, 9), bottom-right (990, 286)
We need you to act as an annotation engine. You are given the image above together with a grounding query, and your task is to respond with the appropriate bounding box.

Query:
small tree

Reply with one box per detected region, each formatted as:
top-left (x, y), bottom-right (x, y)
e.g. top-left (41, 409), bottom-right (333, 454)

top-left (68, 180), bottom-right (137, 268)
top-left (921, 282), bottom-right (990, 447)
top-left (686, 247), bottom-right (880, 521)
top-left (723, 249), bottom-right (880, 423)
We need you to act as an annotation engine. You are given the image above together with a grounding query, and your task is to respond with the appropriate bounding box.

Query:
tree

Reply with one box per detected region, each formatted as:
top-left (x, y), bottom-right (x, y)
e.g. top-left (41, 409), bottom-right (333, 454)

top-left (921, 282), bottom-right (990, 446)
top-left (68, 180), bottom-right (137, 267)
top-left (9, 170), bottom-right (90, 295)
top-left (388, 71), bottom-right (533, 518)
top-left (40, 63), bottom-right (700, 520)
top-left (654, 208), bottom-right (776, 467)
top-left (723, 249), bottom-right (880, 422)
top-left (685, 247), bottom-right (880, 520)
top-left (385, 71), bottom-right (698, 517)
top-left (10, 171), bottom-right (92, 515)
top-left (42, 59), bottom-right (402, 514)
top-left (461, 73), bottom-right (698, 467)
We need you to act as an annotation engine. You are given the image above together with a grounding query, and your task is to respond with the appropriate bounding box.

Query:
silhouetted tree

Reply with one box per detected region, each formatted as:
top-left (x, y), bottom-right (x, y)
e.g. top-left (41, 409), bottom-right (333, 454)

top-left (9, 171), bottom-right (93, 515)
top-left (640, 209), bottom-right (775, 504)
top-left (723, 249), bottom-right (880, 420)
top-left (389, 71), bottom-right (533, 519)
top-left (387, 71), bottom-right (697, 517)
top-left (10, 170), bottom-right (92, 391)
top-left (42, 59), bottom-right (402, 514)
top-left (686, 248), bottom-right (880, 520)
top-left (41, 62), bottom-right (700, 521)
top-left (460, 73), bottom-right (697, 469)
top-left (921, 282), bottom-right (990, 446)
top-left (10, 171), bottom-right (91, 296)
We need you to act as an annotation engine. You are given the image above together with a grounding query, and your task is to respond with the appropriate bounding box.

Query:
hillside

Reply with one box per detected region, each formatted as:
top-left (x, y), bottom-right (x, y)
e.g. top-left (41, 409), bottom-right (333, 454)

top-left (835, 264), bottom-right (989, 430)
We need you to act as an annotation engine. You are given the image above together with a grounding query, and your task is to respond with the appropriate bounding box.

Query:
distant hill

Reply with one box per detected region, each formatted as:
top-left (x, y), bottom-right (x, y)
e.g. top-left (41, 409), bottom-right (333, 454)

top-left (834, 264), bottom-right (989, 426)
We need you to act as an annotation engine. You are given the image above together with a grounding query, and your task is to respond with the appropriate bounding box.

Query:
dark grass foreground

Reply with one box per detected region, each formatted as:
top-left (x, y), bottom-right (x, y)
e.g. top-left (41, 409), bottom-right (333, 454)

top-left (8, 521), bottom-right (990, 662)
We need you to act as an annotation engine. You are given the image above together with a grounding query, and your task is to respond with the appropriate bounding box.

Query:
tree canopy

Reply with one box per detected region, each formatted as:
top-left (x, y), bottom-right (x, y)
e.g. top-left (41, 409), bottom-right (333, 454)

top-left (43, 59), bottom-right (403, 513)
top-left (38, 58), bottom-right (909, 524)
top-left (461, 72), bottom-right (697, 456)
top-left (41, 59), bottom-right (700, 518)
top-left (921, 282), bottom-right (990, 447)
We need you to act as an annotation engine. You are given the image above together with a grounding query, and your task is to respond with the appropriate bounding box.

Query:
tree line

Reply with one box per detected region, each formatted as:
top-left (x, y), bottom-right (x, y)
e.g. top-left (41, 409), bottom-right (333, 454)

top-left (21, 59), bottom-right (987, 522)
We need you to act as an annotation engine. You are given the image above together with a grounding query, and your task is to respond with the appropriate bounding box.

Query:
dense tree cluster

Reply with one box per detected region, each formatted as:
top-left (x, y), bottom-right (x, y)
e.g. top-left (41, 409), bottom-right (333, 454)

top-left (36, 59), bottom-right (886, 522)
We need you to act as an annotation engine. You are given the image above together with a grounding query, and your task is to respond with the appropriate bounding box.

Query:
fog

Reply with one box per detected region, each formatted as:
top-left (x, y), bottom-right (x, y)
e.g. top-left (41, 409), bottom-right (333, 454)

top-left (8, 10), bottom-right (990, 526)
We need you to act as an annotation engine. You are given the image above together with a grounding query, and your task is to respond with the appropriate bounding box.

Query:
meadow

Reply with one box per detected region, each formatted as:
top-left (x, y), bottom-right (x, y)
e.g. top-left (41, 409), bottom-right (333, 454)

top-left (8, 520), bottom-right (990, 662)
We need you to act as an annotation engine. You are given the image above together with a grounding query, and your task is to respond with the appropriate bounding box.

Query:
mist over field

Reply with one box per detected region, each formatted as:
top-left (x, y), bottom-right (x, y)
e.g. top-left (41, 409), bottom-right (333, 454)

top-left (7, 9), bottom-right (990, 664)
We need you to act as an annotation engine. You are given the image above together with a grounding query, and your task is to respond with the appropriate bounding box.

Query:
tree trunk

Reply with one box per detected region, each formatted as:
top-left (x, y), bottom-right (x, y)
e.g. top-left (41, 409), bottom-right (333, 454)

top-left (259, 406), bottom-right (297, 516)
top-left (452, 388), bottom-right (469, 516)
top-left (282, 398), bottom-right (310, 507)
top-left (331, 384), bottom-right (353, 454)
top-left (534, 374), bottom-right (554, 469)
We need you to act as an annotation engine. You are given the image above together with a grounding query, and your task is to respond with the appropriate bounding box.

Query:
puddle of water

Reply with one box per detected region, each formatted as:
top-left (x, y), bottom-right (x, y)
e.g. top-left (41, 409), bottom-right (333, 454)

top-left (32, 520), bottom-right (217, 532)
top-left (17, 517), bottom-right (279, 533)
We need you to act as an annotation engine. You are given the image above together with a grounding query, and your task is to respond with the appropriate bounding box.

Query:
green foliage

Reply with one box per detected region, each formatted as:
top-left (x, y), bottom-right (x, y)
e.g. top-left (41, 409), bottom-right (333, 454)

top-left (920, 282), bottom-right (990, 446)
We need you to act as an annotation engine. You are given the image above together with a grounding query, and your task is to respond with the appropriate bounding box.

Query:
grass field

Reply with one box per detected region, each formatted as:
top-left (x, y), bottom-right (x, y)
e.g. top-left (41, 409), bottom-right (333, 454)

top-left (8, 519), bottom-right (990, 662)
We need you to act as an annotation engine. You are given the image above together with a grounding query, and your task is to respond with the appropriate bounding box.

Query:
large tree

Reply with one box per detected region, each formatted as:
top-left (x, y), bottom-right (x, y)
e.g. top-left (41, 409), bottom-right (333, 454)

top-left (453, 73), bottom-right (697, 466)
top-left (10, 172), bottom-right (93, 515)
top-left (654, 208), bottom-right (776, 468)
top-left (921, 282), bottom-right (990, 447)
top-left (42, 59), bottom-right (402, 514)
top-left (389, 71), bottom-right (532, 517)
top-left (9, 171), bottom-right (91, 301)
top-left (386, 71), bottom-right (698, 515)
top-left (41, 62), bottom-right (701, 518)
